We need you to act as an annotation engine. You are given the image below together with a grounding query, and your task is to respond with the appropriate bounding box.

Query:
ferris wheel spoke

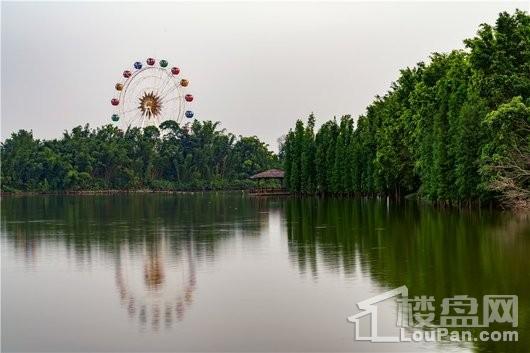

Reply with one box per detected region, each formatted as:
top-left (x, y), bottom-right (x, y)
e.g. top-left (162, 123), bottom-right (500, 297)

top-left (121, 106), bottom-right (141, 115)
top-left (153, 69), bottom-right (165, 94)
top-left (150, 70), bottom-right (159, 91)
top-left (126, 75), bottom-right (160, 99)
top-left (124, 74), bottom-right (157, 95)
top-left (126, 116), bottom-right (139, 129)
top-left (159, 72), bottom-right (180, 96)
top-left (157, 80), bottom-right (171, 98)
top-left (157, 74), bottom-right (177, 98)
top-left (126, 109), bottom-right (143, 128)
top-left (160, 85), bottom-right (181, 101)
top-left (161, 94), bottom-right (184, 105)
top-left (150, 69), bottom-right (163, 95)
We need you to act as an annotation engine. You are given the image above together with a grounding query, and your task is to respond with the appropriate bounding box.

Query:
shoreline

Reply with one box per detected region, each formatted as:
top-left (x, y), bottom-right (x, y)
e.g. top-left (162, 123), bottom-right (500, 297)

top-left (0, 189), bottom-right (249, 196)
top-left (2, 190), bottom-right (527, 212)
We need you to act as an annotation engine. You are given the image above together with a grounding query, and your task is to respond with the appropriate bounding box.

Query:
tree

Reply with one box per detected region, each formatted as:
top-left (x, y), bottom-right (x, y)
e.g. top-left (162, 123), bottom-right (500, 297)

top-left (465, 10), bottom-right (530, 109)
top-left (480, 97), bottom-right (530, 209)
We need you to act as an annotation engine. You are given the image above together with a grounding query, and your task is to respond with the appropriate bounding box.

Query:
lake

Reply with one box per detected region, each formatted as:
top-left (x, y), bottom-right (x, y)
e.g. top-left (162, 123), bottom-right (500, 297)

top-left (1, 193), bottom-right (529, 352)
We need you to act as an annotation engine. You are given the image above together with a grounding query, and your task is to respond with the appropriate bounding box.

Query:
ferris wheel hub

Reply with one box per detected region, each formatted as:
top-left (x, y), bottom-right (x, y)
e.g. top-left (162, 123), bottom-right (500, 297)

top-left (138, 92), bottom-right (162, 119)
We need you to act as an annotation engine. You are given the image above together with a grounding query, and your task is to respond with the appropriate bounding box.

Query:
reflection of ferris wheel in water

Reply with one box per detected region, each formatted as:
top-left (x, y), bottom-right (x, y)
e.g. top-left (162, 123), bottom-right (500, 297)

top-left (110, 58), bottom-right (195, 128)
top-left (114, 237), bottom-right (197, 330)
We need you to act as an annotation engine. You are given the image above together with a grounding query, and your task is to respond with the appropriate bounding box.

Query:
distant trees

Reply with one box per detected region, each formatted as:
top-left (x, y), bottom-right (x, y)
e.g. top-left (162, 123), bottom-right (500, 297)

top-left (1, 120), bottom-right (278, 192)
top-left (281, 10), bottom-right (530, 208)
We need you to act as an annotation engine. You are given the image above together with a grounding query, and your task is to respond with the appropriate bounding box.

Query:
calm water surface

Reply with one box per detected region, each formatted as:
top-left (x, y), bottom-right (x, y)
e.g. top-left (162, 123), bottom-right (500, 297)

top-left (1, 193), bottom-right (529, 352)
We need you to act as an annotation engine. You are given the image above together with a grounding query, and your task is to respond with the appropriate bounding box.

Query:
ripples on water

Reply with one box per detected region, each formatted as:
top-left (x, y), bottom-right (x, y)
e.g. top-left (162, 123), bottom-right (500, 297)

top-left (1, 193), bottom-right (529, 352)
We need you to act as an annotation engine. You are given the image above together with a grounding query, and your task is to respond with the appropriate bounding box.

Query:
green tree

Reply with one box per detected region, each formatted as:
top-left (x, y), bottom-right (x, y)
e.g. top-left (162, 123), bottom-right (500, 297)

top-left (480, 97), bottom-right (530, 208)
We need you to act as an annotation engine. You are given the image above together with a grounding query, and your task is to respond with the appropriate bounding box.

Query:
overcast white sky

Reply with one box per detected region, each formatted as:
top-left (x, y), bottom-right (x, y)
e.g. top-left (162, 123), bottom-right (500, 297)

top-left (2, 1), bottom-right (527, 150)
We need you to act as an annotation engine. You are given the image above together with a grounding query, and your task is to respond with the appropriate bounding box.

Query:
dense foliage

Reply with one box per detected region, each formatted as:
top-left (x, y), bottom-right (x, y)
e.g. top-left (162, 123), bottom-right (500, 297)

top-left (1, 120), bottom-right (278, 192)
top-left (282, 10), bottom-right (530, 208)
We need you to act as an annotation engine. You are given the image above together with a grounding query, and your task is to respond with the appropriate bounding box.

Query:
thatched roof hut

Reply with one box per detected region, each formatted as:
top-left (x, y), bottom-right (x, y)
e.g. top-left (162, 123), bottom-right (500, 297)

top-left (249, 169), bottom-right (285, 180)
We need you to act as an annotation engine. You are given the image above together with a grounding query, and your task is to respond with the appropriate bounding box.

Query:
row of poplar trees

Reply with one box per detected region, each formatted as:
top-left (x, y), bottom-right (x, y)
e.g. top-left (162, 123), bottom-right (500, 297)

top-left (282, 10), bottom-right (530, 208)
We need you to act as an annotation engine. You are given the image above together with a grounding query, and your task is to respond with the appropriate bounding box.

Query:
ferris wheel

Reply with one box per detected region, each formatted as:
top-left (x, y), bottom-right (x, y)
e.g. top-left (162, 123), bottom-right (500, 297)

top-left (110, 58), bottom-right (194, 128)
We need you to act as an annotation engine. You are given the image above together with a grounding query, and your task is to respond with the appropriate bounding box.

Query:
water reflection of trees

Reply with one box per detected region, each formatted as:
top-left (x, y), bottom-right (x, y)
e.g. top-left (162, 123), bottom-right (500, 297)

top-left (285, 197), bottom-right (530, 353)
top-left (1, 193), bottom-right (275, 330)
top-left (4, 194), bottom-right (529, 351)
top-left (2, 193), bottom-right (269, 256)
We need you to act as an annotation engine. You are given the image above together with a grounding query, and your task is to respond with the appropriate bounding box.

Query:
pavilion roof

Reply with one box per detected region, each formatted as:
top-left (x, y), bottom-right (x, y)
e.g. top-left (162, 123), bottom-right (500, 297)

top-left (249, 169), bottom-right (285, 179)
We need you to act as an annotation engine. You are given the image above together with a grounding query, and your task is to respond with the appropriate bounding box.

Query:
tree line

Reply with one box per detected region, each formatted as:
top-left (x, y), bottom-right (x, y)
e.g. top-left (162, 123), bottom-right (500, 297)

top-left (1, 120), bottom-right (278, 192)
top-left (281, 10), bottom-right (530, 209)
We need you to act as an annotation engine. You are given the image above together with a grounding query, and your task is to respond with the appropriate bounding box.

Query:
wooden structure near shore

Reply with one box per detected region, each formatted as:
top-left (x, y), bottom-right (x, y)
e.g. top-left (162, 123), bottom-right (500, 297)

top-left (248, 169), bottom-right (290, 196)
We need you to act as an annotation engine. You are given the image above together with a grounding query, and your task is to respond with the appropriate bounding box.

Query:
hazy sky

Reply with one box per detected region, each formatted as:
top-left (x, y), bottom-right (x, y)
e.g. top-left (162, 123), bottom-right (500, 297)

top-left (2, 1), bottom-right (527, 150)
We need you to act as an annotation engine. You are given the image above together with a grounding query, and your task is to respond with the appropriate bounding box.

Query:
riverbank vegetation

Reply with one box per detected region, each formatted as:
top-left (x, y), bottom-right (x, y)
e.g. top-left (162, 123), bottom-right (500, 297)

top-left (1, 120), bottom-right (278, 192)
top-left (282, 10), bottom-right (530, 209)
